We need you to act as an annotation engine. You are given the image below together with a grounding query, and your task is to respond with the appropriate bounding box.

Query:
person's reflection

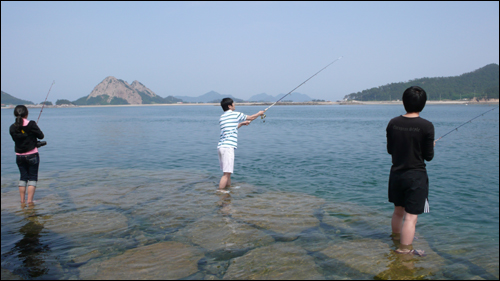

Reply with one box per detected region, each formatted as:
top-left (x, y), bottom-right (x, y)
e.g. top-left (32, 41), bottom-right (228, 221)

top-left (7, 204), bottom-right (50, 278)
top-left (375, 238), bottom-right (424, 279)
top-left (216, 193), bottom-right (232, 216)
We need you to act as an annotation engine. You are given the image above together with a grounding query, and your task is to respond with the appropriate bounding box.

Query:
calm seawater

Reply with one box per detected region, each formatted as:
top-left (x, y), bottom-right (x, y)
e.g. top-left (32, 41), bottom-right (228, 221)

top-left (1, 104), bottom-right (499, 280)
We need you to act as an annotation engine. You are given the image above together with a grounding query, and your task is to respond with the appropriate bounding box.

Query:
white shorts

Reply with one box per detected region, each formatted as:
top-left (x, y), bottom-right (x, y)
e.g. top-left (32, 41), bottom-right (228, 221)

top-left (218, 147), bottom-right (234, 173)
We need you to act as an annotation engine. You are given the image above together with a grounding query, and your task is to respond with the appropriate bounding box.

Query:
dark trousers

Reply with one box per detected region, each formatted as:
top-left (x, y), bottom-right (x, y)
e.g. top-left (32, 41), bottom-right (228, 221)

top-left (16, 153), bottom-right (40, 186)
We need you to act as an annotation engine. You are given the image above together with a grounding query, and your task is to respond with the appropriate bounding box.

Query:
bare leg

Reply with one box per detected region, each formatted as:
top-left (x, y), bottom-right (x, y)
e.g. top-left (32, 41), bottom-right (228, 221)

top-left (19, 186), bottom-right (26, 203)
top-left (219, 173), bottom-right (232, 190)
top-left (27, 185), bottom-right (36, 204)
top-left (391, 206), bottom-right (405, 239)
top-left (400, 213), bottom-right (418, 246)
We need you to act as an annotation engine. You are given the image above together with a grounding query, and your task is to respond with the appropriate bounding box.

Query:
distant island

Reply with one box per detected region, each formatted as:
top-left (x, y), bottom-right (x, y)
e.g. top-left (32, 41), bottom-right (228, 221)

top-left (344, 63), bottom-right (499, 101)
top-left (2, 63), bottom-right (499, 107)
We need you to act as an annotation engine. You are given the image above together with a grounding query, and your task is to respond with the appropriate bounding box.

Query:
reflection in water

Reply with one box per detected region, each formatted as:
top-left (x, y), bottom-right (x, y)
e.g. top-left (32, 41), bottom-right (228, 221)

top-left (375, 239), bottom-right (426, 280)
top-left (4, 204), bottom-right (50, 279)
top-left (217, 192), bottom-right (232, 216)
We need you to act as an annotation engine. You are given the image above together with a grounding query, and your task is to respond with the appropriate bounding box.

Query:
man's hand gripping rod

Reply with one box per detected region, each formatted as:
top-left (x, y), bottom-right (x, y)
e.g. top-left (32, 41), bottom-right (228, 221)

top-left (261, 56), bottom-right (343, 120)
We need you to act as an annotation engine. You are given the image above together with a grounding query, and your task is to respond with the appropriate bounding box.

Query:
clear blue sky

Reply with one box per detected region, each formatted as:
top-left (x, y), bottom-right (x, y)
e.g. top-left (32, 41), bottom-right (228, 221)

top-left (1, 1), bottom-right (499, 103)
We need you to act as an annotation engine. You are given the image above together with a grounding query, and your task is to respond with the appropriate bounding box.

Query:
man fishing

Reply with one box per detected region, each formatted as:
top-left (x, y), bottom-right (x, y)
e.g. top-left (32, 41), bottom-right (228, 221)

top-left (217, 98), bottom-right (264, 193)
top-left (386, 86), bottom-right (435, 256)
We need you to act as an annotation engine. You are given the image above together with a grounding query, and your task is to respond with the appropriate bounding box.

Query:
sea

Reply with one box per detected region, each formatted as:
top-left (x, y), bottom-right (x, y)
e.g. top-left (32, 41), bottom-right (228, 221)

top-left (1, 104), bottom-right (498, 280)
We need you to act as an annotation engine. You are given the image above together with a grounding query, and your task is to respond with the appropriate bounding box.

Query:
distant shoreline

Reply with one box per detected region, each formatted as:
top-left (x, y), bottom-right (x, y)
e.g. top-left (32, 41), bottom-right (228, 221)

top-left (2, 99), bottom-right (498, 109)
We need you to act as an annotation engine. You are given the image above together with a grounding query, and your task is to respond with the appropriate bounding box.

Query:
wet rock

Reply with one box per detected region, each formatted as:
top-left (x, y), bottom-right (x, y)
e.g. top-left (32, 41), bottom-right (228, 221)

top-left (223, 243), bottom-right (324, 280)
top-left (44, 210), bottom-right (128, 236)
top-left (1, 268), bottom-right (23, 280)
top-left (320, 238), bottom-right (446, 279)
top-left (65, 168), bottom-right (209, 209)
top-left (204, 274), bottom-right (222, 280)
top-left (468, 247), bottom-right (499, 279)
top-left (1, 190), bottom-right (23, 211)
top-left (202, 259), bottom-right (229, 276)
top-left (320, 238), bottom-right (391, 277)
top-left (293, 228), bottom-right (334, 252)
top-left (320, 201), bottom-right (389, 241)
top-left (68, 249), bottom-right (101, 264)
top-left (178, 214), bottom-right (274, 252)
top-left (131, 181), bottom-right (221, 231)
top-left (1, 191), bottom-right (63, 218)
top-left (79, 241), bottom-right (204, 280)
top-left (231, 192), bottom-right (324, 241)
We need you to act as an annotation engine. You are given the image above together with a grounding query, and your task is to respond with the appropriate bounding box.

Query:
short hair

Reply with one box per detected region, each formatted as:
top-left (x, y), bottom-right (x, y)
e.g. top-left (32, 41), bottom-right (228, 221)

top-left (402, 86), bottom-right (427, 113)
top-left (221, 98), bottom-right (234, 111)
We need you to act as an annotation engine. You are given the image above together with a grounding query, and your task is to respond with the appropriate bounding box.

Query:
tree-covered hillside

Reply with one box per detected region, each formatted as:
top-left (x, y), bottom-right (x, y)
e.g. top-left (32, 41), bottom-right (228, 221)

top-left (344, 64), bottom-right (499, 101)
top-left (1, 91), bottom-right (35, 105)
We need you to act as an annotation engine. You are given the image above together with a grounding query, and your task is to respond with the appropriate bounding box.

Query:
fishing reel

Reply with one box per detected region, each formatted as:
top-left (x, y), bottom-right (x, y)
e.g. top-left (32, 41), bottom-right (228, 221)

top-left (261, 114), bottom-right (266, 123)
top-left (36, 141), bottom-right (47, 148)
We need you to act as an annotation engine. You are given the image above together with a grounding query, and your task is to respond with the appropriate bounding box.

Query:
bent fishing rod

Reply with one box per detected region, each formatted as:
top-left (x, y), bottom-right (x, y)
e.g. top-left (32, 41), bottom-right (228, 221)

top-left (37, 80), bottom-right (55, 124)
top-left (435, 106), bottom-right (498, 142)
top-left (261, 56), bottom-right (343, 120)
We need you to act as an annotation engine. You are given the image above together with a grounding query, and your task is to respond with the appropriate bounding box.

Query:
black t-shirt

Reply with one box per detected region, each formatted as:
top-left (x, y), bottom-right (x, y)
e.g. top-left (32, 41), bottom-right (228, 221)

top-left (386, 116), bottom-right (434, 172)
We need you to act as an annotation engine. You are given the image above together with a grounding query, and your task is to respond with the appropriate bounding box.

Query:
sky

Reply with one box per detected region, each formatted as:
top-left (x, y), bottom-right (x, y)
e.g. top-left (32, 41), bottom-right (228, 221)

top-left (1, 1), bottom-right (499, 103)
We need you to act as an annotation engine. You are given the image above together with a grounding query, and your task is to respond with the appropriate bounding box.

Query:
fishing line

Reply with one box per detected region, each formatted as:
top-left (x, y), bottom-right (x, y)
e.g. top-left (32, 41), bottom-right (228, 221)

top-left (261, 56), bottom-right (343, 120)
top-left (435, 106), bottom-right (498, 142)
top-left (37, 80), bottom-right (55, 124)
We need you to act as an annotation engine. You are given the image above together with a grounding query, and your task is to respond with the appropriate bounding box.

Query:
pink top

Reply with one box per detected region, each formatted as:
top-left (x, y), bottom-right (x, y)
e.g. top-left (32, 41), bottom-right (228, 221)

top-left (16, 118), bottom-right (39, 156)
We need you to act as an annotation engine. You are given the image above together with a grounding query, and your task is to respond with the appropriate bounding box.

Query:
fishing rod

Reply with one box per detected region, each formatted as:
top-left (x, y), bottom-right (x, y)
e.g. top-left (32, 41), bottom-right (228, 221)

top-left (37, 80), bottom-right (55, 124)
top-left (435, 106), bottom-right (498, 142)
top-left (261, 56), bottom-right (343, 120)
top-left (35, 80), bottom-right (54, 148)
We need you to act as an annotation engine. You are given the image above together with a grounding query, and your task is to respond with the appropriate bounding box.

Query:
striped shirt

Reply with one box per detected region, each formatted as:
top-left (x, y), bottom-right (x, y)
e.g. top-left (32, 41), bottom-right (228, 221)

top-left (218, 110), bottom-right (247, 149)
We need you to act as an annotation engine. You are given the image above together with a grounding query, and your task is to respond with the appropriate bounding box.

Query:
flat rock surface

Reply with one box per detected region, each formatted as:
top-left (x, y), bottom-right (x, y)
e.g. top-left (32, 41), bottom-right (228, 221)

top-left (79, 241), bottom-right (204, 280)
top-left (178, 214), bottom-right (274, 252)
top-left (223, 243), bottom-right (324, 280)
top-left (231, 192), bottom-right (324, 240)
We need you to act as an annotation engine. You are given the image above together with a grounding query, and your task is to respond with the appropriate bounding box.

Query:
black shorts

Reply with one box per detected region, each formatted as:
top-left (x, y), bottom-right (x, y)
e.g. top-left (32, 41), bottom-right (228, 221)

top-left (388, 169), bottom-right (429, 215)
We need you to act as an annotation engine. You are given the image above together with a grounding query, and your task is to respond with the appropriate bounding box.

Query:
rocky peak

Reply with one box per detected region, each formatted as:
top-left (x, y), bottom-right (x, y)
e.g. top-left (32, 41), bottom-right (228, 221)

top-left (87, 77), bottom-right (140, 104)
top-left (130, 80), bottom-right (157, 98)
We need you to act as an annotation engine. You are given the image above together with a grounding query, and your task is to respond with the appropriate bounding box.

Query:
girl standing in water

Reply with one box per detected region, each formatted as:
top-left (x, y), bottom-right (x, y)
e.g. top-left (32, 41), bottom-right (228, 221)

top-left (9, 105), bottom-right (45, 205)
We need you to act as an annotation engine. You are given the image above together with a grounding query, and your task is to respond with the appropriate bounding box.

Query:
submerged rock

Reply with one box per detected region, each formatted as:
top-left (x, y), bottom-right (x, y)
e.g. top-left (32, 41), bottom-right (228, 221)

top-left (320, 237), bottom-right (446, 280)
top-left (44, 210), bottom-right (128, 236)
top-left (78, 241), bottom-right (204, 279)
top-left (231, 192), bottom-right (324, 241)
top-left (1, 268), bottom-right (23, 280)
top-left (131, 181), bottom-right (221, 232)
top-left (320, 238), bottom-right (392, 277)
top-left (178, 214), bottom-right (274, 252)
top-left (320, 201), bottom-right (390, 241)
top-left (223, 243), bottom-right (324, 280)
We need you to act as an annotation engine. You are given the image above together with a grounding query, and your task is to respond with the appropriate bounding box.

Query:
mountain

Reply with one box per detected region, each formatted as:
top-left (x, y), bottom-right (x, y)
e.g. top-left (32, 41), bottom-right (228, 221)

top-left (344, 63), bottom-right (499, 101)
top-left (73, 77), bottom-right (181, 105)
top-left (1, 91), bottom-right (34, 105)
top-left (248, 92), bottom-right (313, 102)
top-left (175, 91), bottom-right (245, 103)
top-left (247, 93), bottom-right (276, 102)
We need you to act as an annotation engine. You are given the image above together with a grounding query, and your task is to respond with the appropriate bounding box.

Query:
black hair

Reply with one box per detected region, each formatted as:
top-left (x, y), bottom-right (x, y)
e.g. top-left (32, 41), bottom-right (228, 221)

top-left (402, 86), bottom-right (427, 113)
top-left (13, 105), bottom-right (29, 132)
top-left (221, 98), bottom-right (234, 111)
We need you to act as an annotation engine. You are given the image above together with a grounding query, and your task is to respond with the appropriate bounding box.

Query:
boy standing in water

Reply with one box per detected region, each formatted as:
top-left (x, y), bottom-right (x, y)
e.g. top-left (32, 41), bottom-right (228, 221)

top-left (217, 98), bottom-right (264, 193)
top-left (386, 86), bottom-right (435, 256)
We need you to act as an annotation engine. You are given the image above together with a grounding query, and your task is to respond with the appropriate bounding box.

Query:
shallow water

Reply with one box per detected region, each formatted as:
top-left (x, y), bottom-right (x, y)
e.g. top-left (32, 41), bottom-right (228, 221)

top-left (1, 104), bottom-right (498, 280)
